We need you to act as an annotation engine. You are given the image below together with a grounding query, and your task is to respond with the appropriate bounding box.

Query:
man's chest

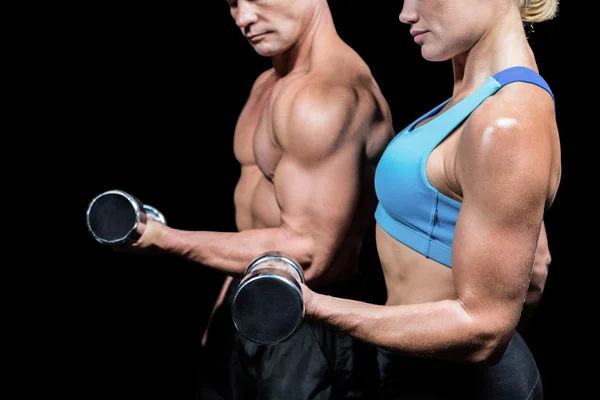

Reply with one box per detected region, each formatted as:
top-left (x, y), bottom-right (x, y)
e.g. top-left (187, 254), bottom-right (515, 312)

top-left (234, 92), bottom-right (283, 181)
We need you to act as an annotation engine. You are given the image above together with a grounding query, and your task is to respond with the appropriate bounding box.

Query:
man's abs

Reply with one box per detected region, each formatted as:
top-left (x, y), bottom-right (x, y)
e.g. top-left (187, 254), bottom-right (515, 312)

top-left (234, 166), bottom-right (280, 231)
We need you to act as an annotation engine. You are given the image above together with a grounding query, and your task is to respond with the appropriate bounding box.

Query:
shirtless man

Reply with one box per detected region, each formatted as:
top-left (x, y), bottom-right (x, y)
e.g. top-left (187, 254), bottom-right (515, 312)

top-left (116, 0), bottom-right (395, 398)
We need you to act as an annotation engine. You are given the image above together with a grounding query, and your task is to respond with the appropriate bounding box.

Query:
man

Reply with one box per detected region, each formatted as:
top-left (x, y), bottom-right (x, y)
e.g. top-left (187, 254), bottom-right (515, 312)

top-left (117, 0), bottom-right (395, 398)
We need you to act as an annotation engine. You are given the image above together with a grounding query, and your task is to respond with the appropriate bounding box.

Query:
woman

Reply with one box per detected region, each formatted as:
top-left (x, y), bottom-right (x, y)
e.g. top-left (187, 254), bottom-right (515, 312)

top-left (301, 0), bottom-right (561, 398)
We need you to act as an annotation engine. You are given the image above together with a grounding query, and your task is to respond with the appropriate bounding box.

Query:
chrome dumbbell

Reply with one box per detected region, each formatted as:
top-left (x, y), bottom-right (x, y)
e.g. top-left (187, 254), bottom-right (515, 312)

top-left (86, 189), bottom-right (166, 245)
top-left (231, 251), bottom-right (305, 345)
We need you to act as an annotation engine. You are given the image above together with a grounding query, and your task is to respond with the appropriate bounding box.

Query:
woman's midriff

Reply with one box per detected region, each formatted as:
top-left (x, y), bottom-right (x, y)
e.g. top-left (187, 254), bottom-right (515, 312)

top-left (375, 223), bottom-right (457, 306)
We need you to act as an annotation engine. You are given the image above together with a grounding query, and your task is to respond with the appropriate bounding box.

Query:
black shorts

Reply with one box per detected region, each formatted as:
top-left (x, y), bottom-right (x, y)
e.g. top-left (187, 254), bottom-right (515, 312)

top-left (377, 331), bottom-right (543, 400)
top-left (198, 274), bottom-right (380, 400)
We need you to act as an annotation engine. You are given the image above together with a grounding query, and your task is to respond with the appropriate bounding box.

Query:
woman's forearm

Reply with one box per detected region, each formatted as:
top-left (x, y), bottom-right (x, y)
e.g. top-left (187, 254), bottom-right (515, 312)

top-left (308, 293), bottom-right (495, 363)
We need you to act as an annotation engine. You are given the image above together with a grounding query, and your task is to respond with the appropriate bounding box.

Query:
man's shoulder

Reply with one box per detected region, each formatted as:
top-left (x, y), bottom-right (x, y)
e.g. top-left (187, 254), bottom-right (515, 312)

top-left (285, 63), bottom-right (370, 101)
top-left (250, 68), bottom-right (276, 91)
top-left (269, 79), bottom-right (363, 147)
top-left (279, 77), bottom-right (360, 117)
top-left (313, 48), bottom-right (374, 87)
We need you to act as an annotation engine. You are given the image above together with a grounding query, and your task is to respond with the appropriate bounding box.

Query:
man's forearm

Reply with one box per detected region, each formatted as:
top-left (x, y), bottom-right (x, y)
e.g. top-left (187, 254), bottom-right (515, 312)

top-left (309, 293), bottom-right (493, 363)
top-left (158, 225), bottom-right (296, 277)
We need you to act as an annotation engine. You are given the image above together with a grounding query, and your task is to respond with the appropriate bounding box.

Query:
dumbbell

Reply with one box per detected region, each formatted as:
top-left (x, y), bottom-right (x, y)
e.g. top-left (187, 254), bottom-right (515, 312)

top-left (86, 189), bottom-right (166, 245)
top-left (231, 251), bottom-right (305, 346)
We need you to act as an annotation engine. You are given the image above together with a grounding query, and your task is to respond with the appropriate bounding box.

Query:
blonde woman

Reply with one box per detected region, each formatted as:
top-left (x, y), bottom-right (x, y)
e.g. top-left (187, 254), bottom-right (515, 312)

top-left (301, 1), bottom-right (561, 398)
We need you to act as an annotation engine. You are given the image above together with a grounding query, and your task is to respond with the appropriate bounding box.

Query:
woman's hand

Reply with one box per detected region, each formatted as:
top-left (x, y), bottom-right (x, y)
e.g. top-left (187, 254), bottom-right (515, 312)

top-left (301, 282), bottom-right (319, 319)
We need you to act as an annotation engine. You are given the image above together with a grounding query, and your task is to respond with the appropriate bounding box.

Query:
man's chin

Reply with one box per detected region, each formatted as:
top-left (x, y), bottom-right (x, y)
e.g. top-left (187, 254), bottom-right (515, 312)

top-left (253, 46), bottom-right (280, 57)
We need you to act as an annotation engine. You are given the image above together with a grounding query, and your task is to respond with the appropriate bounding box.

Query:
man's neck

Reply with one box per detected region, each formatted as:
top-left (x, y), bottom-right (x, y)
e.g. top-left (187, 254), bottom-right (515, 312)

top-left (271, 5), bottom-right (338, 77)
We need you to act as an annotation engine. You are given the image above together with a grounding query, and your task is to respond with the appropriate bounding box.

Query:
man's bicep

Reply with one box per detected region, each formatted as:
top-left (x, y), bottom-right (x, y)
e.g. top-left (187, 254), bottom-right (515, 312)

top-left (268, 83), bottom-right (368, 279)
top-left (274, 145), bottom-right (363, 240)
top-left (273, 83), bottom-right (365, 234)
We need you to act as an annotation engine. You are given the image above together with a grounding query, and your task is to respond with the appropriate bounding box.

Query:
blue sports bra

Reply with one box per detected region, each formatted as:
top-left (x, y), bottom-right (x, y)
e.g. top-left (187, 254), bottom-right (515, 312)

top-left (374, 66), bottom-right (554, 267)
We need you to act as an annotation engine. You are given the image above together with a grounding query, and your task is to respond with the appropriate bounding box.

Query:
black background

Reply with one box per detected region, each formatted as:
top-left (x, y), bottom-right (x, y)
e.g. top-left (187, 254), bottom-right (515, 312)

top-left (62, 1), bottom-right (578, 399)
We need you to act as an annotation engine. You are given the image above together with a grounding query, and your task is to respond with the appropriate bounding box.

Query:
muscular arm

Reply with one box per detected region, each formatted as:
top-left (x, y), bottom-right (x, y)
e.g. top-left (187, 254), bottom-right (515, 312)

top-left (305, 97), bottom-right (556, 364)
top-left (517, 221), bottom-right (550, 332)
top-left (142, 84), bottom-right (366, 283)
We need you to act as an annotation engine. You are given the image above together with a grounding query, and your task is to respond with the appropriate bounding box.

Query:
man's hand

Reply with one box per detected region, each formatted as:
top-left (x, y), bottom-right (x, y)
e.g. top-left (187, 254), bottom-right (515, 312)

top-left (112, 218), bottom-right (168, 254)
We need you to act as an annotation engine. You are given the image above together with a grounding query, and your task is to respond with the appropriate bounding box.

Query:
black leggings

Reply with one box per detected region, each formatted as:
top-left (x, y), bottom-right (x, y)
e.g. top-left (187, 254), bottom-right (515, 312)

top-left (377, 331), bottom-right (542, 400)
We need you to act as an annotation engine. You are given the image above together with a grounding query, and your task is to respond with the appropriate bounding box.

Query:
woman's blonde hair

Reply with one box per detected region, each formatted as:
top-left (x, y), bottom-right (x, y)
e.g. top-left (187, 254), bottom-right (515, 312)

top-left (521, 0), bottom-right (559, 23)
